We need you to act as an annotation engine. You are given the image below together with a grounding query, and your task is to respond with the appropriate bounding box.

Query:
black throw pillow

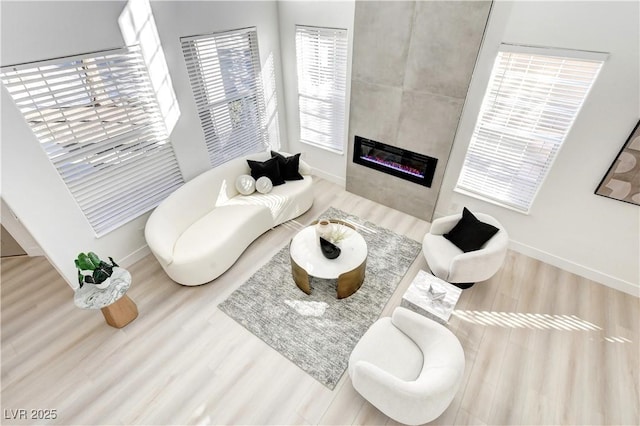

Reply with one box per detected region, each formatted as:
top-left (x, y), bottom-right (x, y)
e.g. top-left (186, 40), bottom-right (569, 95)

top-left (247, 157), bottom-right (285, 186)
top-left (443, 207), bottom-right (499, 252)
top-left (271, 151), bottom-right (303, 181)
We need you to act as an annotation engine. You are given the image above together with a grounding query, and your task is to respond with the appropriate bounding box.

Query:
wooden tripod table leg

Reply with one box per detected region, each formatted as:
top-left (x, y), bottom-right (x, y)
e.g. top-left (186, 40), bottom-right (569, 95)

top-left (101, 295), bottom-right (138, 328)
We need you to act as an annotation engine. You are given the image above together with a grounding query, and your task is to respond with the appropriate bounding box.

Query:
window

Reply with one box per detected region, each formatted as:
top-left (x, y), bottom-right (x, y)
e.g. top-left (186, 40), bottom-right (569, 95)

top-left (181, 27), bottom-right (268, 167)
top-left (455, 44), bottom-right (606, 212)
top-left (1, 46), bottom-right (184, 236)
top-left (295, 25), bottom-right (348, 154)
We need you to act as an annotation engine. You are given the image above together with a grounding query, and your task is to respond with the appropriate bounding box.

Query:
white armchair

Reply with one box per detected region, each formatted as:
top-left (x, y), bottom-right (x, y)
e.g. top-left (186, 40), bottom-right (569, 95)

top-left (349, 307), bottom-right (465, 425)
top-left (423, 212), bottom-right (508, 287)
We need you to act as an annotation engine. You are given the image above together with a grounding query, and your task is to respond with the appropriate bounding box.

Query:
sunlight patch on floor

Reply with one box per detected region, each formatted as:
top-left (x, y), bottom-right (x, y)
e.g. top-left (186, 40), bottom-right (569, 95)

top-left (452, 310), bottom-right (602, 331)
top-left (603, 335), bottom-right (633, 343)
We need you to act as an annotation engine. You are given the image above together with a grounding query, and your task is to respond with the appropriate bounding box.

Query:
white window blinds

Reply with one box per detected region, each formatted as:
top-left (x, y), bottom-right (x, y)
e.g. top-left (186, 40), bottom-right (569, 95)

top-left (181, 27), bottom-right (267, 167)
top-left (455, 45), bottom-right (605, 212)
top-left (1, 45), bottom-right (184, 236)
top-left (295, 25), bottom-right (348, 154)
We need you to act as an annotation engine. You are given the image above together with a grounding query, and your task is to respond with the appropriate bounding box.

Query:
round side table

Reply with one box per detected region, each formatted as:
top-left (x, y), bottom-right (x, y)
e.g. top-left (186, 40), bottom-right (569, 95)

top-left (74, 267), bottom-right (138, 328)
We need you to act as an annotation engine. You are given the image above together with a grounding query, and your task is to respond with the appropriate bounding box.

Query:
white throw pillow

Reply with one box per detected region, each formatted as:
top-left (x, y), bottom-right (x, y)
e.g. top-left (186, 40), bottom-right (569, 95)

top-left (256, 176), bottom-right (273, 194)
top-left (235, 174), bottom-right (256, 195)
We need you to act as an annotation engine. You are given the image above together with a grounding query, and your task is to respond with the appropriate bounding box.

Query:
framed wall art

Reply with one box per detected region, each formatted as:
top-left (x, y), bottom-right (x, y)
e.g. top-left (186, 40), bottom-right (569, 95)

top-left (595, 120), bottom-right (640, 206)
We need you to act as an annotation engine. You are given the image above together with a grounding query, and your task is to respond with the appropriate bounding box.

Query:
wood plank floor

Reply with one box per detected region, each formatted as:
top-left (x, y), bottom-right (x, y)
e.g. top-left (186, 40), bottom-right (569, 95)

top-left (1, 178), bottom-right (638, 425)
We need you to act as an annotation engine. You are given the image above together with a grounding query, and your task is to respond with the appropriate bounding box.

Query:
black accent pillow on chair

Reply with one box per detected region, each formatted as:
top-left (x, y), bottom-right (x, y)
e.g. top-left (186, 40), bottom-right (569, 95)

top-left (444, 207), bottom-right (499, 252)
top-left (247, 157), bottom-right (285, 186)
top-left (271, 151), bottom-right (303, 181)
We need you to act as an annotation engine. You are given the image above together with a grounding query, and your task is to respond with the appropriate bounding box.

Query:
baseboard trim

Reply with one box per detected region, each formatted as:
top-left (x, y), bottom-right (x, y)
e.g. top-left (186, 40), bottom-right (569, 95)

top-left (509, 240), bottom-right (639, 297)
top-left (120, 245), bottom-right (151, 269)
top-left (311, 169), bottom-right (346, 188)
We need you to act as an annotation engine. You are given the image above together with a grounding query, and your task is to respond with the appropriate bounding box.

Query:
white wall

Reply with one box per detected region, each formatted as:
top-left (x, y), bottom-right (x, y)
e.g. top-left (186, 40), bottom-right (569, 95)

top-left (277, 1), bottom-right (355, 186)
top-left (1, 198), bottom-right (43, 257)
top-left (0, 1), bottom-right (285, 288)
top-left (1, 1), bottom-right (149, 289)
top-left (150, 1), bottom-right (288, 181)
top-left (436, 1), bottom-right (640, 296)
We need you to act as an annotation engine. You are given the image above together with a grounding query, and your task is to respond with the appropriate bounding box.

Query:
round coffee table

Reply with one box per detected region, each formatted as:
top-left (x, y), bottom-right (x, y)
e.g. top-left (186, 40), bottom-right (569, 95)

top-left (290, 220), bottom-right (367, 299)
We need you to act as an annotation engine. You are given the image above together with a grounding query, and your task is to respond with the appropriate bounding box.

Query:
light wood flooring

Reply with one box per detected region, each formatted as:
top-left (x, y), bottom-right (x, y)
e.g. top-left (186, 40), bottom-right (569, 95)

top-left (1, 178), bottom-right (639, 425)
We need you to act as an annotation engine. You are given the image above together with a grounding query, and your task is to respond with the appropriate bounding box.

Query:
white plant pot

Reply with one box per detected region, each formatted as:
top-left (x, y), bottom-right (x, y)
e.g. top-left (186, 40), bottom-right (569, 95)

top-left (316, 220), bottom-right (333, 241)
top-left (95, 277), bottom-right (111, 290)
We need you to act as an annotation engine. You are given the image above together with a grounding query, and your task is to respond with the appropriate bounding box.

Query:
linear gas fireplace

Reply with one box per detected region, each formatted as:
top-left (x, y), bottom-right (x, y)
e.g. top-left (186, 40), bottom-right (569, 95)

top-left (353, 136), bottom-right (438, 187)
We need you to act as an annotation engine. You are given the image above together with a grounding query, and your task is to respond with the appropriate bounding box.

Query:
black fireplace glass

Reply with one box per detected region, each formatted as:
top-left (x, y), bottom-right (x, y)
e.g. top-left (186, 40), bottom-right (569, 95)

top-left (353, 136), bottom-right (438, 187)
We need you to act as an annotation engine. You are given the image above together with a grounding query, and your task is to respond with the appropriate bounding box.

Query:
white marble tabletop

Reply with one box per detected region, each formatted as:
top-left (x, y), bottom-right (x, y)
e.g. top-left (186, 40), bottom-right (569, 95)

top-left (74, 267), bottom-right (132, 310)
top-left (402, 270), bottom-right (462, 324)
top-left (290, 224), bottom-right (367, 279)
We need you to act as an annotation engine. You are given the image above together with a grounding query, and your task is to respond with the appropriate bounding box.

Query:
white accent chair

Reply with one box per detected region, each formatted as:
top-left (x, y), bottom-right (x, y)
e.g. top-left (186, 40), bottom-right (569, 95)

top-left (422, 212), bottom-right (508, 286)
top-left (349, 307), bottom-right (465, 425)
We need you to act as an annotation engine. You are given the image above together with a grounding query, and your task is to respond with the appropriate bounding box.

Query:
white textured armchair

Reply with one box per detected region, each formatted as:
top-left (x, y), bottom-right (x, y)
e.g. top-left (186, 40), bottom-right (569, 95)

top-left (423, 211), bottom-right (508, 287)
top-left (349, 307), bottom-right (465, 425)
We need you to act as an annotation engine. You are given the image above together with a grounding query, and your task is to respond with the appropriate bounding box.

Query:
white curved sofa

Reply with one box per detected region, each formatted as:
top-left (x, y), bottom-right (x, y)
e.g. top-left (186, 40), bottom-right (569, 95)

top-left (145, 151), bottom-right (313, 286)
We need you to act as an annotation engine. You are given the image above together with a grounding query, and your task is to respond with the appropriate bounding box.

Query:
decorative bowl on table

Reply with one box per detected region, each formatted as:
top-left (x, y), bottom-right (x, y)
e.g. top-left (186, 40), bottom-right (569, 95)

top-left (319, 237), bottom-right (341, 259)
top-left (427, 284), bottom-right (447, 302)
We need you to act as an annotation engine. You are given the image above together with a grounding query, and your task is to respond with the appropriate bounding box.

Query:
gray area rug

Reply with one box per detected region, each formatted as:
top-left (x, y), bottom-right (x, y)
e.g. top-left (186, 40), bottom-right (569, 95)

top-left (218, 207), bottom-right (421, 389)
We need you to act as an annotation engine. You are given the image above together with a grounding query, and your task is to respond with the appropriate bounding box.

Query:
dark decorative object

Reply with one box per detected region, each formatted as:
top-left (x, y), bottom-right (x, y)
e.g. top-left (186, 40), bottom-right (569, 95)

top-left (247, 157), bottom-right (285, 186)
top-left (271, 151), bottom-right (303, 181)
top-left (444, 207), bottom-right (499, 253)
top-left (320, 237), bottom-right (341, 259)
top-left (353, 135), bottom-right (438, 187)
top-left (595, 119), bottom-right (640, 206)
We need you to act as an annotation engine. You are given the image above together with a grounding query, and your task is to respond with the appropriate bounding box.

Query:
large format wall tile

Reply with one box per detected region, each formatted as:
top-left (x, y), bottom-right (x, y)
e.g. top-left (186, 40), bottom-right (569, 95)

top-left (404, 1), bottom-right (491, 99)
top-left (352, 1), bottom-right (415, 87)
top-left (348, 80), bottom-right (403, 145)
top-left (346, 165), bottom-right (436, 220)
top-left (396, 91), bottom-right (464, 157)
top-left (347, 1), bottom-right (491, 221)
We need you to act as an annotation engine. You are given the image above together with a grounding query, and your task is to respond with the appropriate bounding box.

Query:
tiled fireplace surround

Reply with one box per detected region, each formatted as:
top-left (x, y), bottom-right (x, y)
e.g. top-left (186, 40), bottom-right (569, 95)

top-left (346, 1), bottom-right (491, 221)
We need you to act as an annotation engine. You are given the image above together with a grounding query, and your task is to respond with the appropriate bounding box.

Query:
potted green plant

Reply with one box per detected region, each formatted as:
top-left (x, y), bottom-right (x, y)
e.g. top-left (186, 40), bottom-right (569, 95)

top-left (75, 252), bottom-right (119, 289)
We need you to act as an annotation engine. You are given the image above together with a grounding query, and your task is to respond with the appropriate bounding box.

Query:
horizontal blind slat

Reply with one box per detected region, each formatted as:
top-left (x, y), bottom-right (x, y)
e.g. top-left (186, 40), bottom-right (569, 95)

top-left (1, 45), bottom-right (184, 236)
top-left (181, 27), bottom-right (267, 167)
top-left (295, 25), bottom-right (348, 153)
top-left (66, 146), bottom-right (178, 192)
top-left (455, 47), bottom-right (603, 212)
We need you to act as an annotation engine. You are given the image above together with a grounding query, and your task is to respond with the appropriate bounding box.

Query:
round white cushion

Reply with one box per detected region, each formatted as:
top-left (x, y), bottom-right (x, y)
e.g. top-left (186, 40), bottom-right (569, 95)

top-left (256, 176), bottom-right (273, 194)
top-left (235, 174), bottom-right (255, 195)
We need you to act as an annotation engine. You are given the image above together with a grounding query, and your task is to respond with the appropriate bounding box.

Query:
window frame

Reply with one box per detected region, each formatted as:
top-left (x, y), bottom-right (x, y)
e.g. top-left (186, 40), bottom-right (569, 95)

top-left (454, 44), bottom-right (607, 213)
top-left (1, 45), bottom-right (185, 237)
top-left (295, 24), bottom-right (348, 155)
top-left (181, 27), bottom-right (269, 168)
